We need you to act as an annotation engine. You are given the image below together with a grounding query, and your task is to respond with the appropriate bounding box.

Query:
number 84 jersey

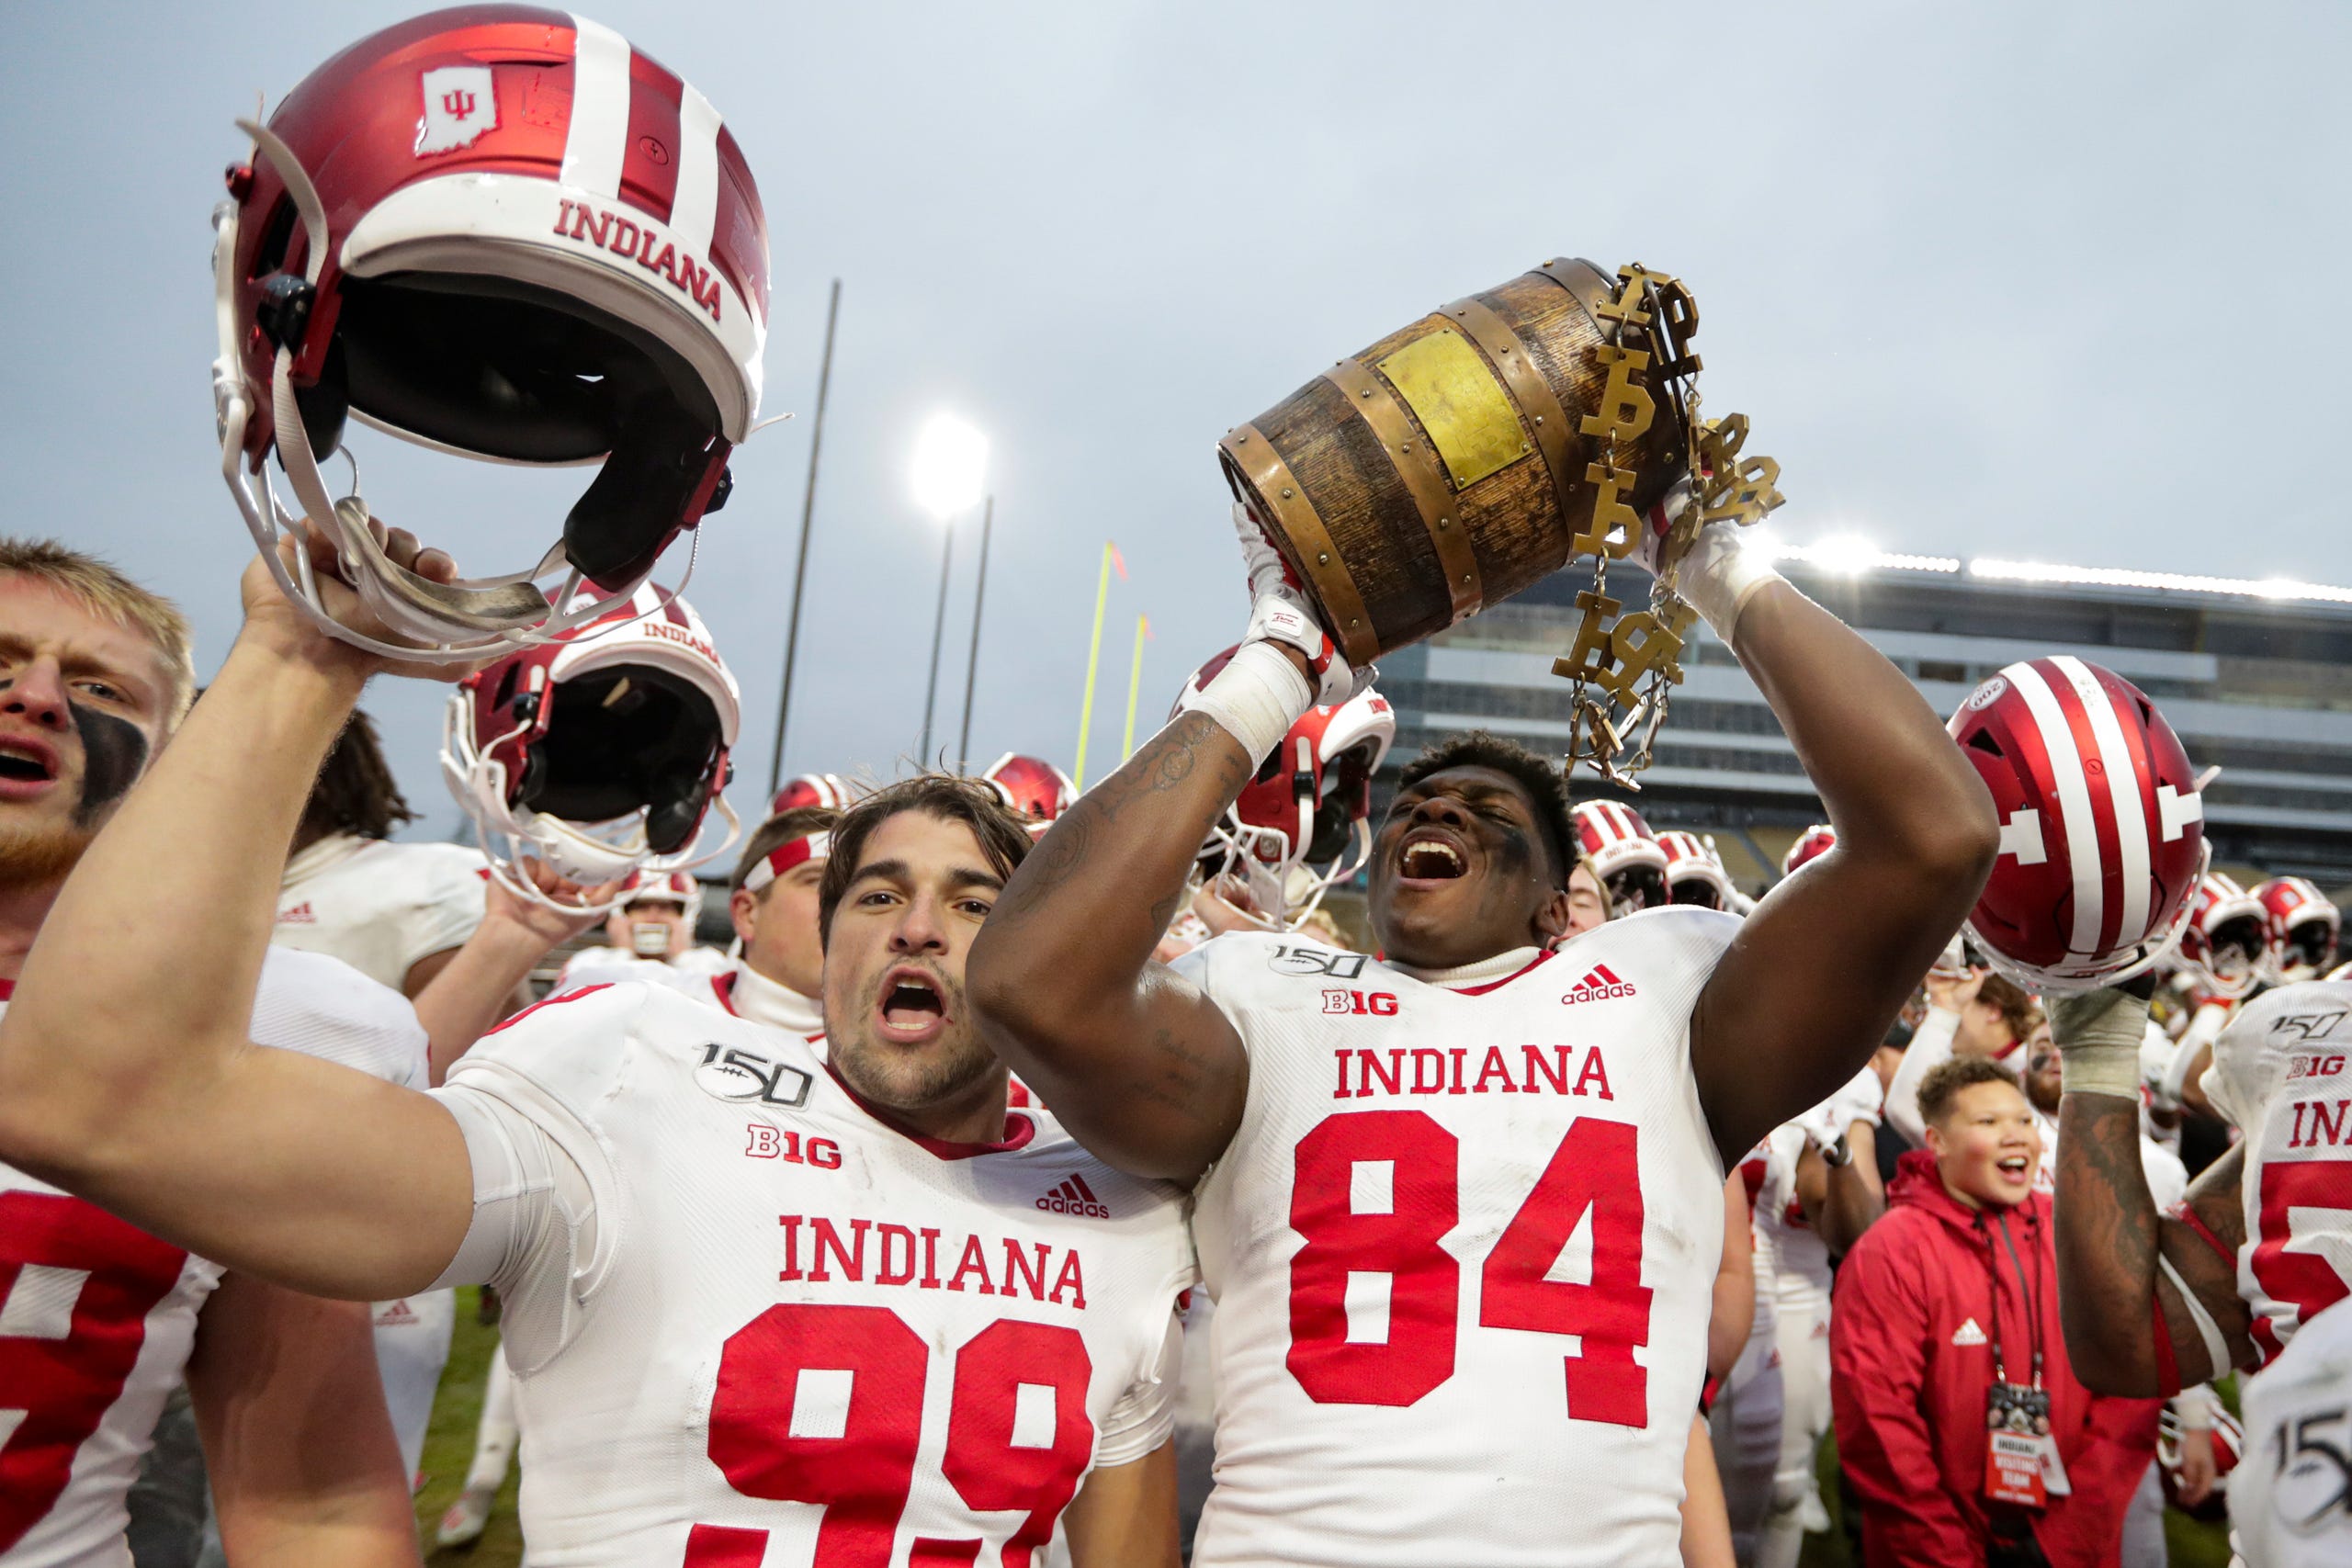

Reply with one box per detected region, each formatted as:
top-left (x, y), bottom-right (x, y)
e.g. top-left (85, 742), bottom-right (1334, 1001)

top-left (1171, 914), bottom-right (1739, 1568)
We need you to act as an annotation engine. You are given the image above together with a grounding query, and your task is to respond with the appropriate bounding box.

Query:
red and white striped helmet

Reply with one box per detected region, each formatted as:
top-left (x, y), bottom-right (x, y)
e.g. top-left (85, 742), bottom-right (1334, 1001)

top-left (213, 6), bottom-right (768, 660)
top-left (1782, 824), bottom-right (1837, 878)
top-left (1175, 649), bottom-right (1395, 928)
top-left (981, 753), bottom-right (1078, 835)
top-left (443, 581), bottom-right (741, 909)
top-left (2179, 873), bottom-right (2270, 999)
top-left (1946, 657), bottom-right (2207, 993)
top-left (1656, 829), bottom-right (1736, 910)
top-left (616, 867), bottom-right (703, 924)
top-left (2256, 875), bottom-right (2341, 983)
top-left (772, 773), bottom-right (852, 816)
top-left (1573, 801), bottom-right (1669, 915)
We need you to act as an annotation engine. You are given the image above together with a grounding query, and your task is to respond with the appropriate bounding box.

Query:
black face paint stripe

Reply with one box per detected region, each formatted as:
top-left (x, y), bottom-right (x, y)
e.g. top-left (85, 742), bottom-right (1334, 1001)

top-left (67, 701), bottom-right (148, 826)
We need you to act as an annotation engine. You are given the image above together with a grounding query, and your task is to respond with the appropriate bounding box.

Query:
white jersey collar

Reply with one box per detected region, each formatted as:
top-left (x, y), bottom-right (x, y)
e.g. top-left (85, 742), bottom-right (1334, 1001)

top-left (1385, 944), bottom-right (1548, 991)
top-left (281, 831), bottom-right (369, 886)
top-left (721, 959), bottom-right (824, 1035)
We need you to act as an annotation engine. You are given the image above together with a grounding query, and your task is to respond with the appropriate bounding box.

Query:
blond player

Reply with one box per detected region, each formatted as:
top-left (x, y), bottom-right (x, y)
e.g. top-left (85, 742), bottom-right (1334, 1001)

top-left (0, 538), bottom-right (419, 1567)
top-left (0, 530), bottom-right (1194, 1566)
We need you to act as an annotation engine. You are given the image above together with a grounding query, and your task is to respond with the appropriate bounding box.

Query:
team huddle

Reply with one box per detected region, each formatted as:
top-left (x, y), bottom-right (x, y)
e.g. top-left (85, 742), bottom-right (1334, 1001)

top-left (0, 6), bottom-right (2346, 1568)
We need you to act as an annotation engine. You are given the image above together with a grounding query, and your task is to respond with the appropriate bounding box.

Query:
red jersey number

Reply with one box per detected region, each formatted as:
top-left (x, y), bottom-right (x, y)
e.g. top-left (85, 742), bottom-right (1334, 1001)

top-left (0, 1190), bottom-right (187, 1550)
top-left (1286, 1111), bottom-right (1653, 1427)
top-left (2248, 1157), bottom-right (2352, 1361)
top-left (694, 1302), bottom-right (1094, 1568)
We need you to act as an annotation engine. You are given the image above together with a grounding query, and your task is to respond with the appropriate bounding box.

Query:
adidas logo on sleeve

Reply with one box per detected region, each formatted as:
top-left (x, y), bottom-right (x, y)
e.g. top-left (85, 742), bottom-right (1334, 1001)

top-left (1561, 964), bottom-right (1637, 1004)
top-left (1036, 1174), bottom-right (1111, 1218)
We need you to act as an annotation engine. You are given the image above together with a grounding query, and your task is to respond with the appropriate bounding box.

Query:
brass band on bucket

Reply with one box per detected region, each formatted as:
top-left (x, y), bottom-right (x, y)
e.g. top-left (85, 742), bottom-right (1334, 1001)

top-left (1320, 355), bottom-right (1484, 626)
top-left (1218, 423), bottom-right (1381, 668)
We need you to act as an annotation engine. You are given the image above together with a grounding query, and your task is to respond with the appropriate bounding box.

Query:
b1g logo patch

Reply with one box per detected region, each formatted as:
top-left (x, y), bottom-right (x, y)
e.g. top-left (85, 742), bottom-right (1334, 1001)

top-left (695, 1043), bottom-right (814, 1108)
top-left (1268, 944), bottom-right (1369, 979)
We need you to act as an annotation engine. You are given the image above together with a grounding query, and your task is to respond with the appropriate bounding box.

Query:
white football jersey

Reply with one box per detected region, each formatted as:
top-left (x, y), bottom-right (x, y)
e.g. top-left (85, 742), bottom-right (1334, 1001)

top-left (430, 981), bottom-right (1195, 1566)
top-left (274, 833), bottom-right (489, 991)
top-left (1172, 912), bottom-right (1739, 1568)
top-left (562, 954), bottom-right (826, 1039)
top-left (556, 943), bottom-right (732, 992)
top-left (2199, 980), bottom-right (2352, 1364)
top-left (2232, 1293), bottom-right (2352, 1564)
top-left (0, 950), bottom-right (424, 1567)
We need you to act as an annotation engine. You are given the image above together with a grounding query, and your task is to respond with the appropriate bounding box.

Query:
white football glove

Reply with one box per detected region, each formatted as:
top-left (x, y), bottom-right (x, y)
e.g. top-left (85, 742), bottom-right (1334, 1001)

top-left (1232, 502), bottom-right (1372, 706)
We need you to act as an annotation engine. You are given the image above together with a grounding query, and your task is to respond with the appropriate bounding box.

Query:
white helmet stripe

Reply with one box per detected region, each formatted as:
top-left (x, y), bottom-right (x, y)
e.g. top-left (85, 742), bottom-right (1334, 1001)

top-left (560, 15), bottom-right (633, 198)
top-left (2052, 655), bottom-right (2152, 956)
top-left (667, 83), bottom-right (724, 255)
top-left (2002, 659), bottom-right (2106, 958)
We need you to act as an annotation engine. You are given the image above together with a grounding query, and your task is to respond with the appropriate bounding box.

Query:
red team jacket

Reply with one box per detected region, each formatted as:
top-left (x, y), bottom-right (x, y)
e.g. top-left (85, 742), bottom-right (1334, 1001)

top-left (1829, 1152), bottom-right (2160, 1567)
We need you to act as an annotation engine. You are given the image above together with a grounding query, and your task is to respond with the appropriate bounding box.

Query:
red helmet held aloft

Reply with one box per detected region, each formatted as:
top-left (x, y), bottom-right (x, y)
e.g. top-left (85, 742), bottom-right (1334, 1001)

top-left (616, 867), bottom-right (704, 924)
top-left (2256, 875), bottom-right (2341, 984)
top-left (2179, 873), bottom-right (2270, 999)
top-left (1656, 829), bottom-right (1736, 911)
top-left (772, 773), bottom-right (852, 816)
top-left (981, 753), bottom-right (1078, 833)
top-left (213, 6), bottom-right (769, 660)
top-left (1175, 648), bottom-right (1395, 928)
top-left (1782, 825), bottom-right (1837, 878)
top-left (1573, 801), bottom-right (1669, 915)
top-left (1947, 657), bottom-right (2207, 993)
top-left (443, 582), bottom-right (741, 909)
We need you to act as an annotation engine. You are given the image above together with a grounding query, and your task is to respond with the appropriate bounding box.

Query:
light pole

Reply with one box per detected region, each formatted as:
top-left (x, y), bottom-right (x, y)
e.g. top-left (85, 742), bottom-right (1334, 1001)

top-left (910, 413), bottom-right (989, 765)
top-left (768, 278), bottom-right (841, 796)
top-left (956, 495), bottom-right (993, 771)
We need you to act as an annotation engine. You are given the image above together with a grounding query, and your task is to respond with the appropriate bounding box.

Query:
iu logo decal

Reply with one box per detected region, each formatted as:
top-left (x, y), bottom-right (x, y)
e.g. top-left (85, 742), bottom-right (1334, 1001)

top-left (416, 65), bottom-right (498, 155)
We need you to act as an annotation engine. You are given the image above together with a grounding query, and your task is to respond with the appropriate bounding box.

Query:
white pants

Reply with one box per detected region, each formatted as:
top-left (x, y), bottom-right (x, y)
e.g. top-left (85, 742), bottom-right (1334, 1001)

top-left (463, 1341), bottom-right (521, 1494)
top-left (371, 1288), bottom-right (456, 1483)
top-left (1756, 1267), bottom-right (1833, 1568)
top-left (1709, 1313), bottom-right (1784, 1564)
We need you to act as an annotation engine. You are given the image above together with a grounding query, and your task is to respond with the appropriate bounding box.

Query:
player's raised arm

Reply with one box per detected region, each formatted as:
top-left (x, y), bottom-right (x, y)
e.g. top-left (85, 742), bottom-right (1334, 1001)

top-left (2050, 987), bottom-right (2255, 1394)
top-left (1679, 526), bottom-right (1998, 1161)
top-left (0, 529), bottom-right (477, 1298)
top-left (972, 511), bottom-right (1353, 1181)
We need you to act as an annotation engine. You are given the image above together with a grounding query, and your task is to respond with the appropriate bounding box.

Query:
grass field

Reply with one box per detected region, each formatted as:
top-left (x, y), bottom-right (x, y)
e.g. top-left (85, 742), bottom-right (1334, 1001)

top-left (415, 1287), bottom-right (2234, 1566)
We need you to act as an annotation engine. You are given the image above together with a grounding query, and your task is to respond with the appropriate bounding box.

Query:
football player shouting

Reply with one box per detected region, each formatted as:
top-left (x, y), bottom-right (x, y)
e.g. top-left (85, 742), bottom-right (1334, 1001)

top-left (0, 539), bottom-right (421, 1567)
top-left (0, 528), bottom-right (1194, 1568)
top-left (967, 502), bottom-right (1999, 1564)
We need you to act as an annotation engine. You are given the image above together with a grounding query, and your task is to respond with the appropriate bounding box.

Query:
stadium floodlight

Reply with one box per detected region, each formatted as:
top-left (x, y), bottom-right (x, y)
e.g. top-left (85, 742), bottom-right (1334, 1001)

top-left (911, 412), bottom-right (990, 522)
top-left (1967, 558), bottom-right (2352, 606)
top-left (1806, 534), bottom-right (1882, 575)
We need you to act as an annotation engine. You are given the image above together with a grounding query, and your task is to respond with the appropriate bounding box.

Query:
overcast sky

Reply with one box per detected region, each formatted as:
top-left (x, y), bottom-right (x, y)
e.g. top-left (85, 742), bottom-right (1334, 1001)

top-left (6, 1), bottom-right (2347, 840)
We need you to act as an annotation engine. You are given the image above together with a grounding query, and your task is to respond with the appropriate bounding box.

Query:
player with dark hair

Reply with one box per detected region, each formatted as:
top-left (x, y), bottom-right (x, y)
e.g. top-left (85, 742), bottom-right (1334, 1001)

top-left (967, 498), bottom-right (1998, 1563)
top-left (0, 530), bottom-right (1195, 1567)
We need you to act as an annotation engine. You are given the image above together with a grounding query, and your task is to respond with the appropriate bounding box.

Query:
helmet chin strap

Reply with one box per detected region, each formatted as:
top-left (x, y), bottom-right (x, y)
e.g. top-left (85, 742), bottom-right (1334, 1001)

top-left (217, 118), bottom-right (702, 661)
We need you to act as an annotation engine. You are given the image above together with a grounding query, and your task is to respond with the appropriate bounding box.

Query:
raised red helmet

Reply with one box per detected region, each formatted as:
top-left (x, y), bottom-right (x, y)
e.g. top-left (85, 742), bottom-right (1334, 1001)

top-left (616, 868), bottom-right (703, 923)
top-left (442, 582), bottom-right (741, 909)
top-left (1573, 801), bottom-right (1668, 914)
top-left (1781, 824), bottom-right (1837, 877)
top-left (1947, 657), bottom-right (2207, 993)
top-left (1174, 648), bottom-right (1396, 928)
top-left (1656, 829), bottom-right (1736, 911)
top-left (2178, 873), bottom-right (2270, 999)
top-left (772, 773), bottom-right (852, 816)
top-left (213, 6), bottom-right (768, 659)
top-left (2256, 875), bottom-right (2342, 983)
top-left (981, 753), bottom-right (1079, 831)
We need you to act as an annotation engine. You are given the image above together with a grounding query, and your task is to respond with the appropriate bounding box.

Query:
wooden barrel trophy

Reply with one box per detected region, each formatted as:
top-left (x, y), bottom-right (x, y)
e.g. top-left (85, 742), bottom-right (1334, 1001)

top-left (1219, 258), bottom-right (1772, 673)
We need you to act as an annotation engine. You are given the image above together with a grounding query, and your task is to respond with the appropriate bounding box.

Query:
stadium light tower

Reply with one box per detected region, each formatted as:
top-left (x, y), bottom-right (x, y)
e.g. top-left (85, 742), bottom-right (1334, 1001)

top-left (912, 413), bottom-right (989, 764)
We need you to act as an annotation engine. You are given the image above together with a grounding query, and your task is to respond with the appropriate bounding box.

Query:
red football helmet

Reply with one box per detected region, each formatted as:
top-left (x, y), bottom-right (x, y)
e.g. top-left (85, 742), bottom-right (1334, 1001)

top-left (2179, 873), bottom-right (2270, 999)
top-left (1176, 649), bottom-right (1395, 928)
top-left (772, 773), bottom-right (852, 816)
top-left (981, 753), bottom-right (1079, 835)
top-left (213, 6), bottom-right (769, 660)
top-left (1947, 657), bottom-right (2207, 992)
top-left (1781, 824), bottom-right (1837, 877)
top-left (616, 867), bottom-right (703, 923)
top-left (443, 582), bottom-right (741, 909)
top-left (1656, 829), bottom-right (1736, 910)
top-left (2257, 875), bottom-right (2342, 983)
top-left (1573, 801), bottom-right (1669, 915)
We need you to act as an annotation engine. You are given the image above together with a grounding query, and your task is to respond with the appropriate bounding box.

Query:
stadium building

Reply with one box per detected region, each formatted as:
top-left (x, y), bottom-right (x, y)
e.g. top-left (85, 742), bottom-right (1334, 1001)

top-left (1374, 541), bottom-right (2352, 895)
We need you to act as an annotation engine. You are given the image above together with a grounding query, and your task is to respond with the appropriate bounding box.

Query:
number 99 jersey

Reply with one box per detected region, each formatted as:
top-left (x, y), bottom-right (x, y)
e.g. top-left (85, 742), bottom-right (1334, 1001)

top-left (1170, 913), bottom-right (1740, 1568)
top-left (2199, 980), bottom-right (2352, 1364)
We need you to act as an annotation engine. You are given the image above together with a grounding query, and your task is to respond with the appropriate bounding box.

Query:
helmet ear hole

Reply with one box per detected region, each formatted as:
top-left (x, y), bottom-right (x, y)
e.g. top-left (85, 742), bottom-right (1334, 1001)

top-left (1967, 729), bottom-right (2005, 758)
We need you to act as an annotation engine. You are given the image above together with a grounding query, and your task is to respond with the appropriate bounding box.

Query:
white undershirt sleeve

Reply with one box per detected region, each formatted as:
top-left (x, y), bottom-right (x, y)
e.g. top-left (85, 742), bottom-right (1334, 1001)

top-left (1091, 1306), bottom-right (1185, 1469)
top-left (1884, 1006), bottom-right (1961, 1145)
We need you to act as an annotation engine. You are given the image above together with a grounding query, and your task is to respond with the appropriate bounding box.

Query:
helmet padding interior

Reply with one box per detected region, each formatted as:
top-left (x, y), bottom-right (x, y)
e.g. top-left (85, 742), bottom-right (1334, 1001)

top-left (518, 664), bottom-right (723, 855)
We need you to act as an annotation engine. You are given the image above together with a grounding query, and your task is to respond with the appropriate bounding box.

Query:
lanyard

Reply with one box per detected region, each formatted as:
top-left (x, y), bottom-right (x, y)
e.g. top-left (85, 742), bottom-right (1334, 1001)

top-left (1982, 1210), bottom-right (2045, 1390)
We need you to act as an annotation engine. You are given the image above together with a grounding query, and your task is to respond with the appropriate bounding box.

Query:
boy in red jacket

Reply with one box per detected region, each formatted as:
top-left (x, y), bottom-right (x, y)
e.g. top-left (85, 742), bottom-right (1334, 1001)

top-left (1831, 1058), bottom-right (2160, 1566)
